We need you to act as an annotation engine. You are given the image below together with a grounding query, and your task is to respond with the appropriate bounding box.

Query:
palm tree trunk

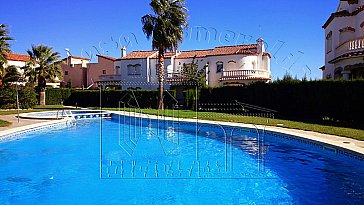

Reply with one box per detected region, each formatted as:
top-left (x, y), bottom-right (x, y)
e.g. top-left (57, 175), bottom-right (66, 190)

top-left (158, 49), bottom-right (165, 110)
top-left (39, 87), bottom-right (46, 106)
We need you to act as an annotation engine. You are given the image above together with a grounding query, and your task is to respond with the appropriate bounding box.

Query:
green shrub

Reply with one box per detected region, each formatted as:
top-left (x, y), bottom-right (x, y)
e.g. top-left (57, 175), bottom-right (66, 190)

top-left (199, 80), bottom-right (364, 123)
top-left (46, 89), bottom-right (74, 105)
top-left (0, 86), bottom-right (37, 109)
top-left (59, 89), bottom-right (177, 109)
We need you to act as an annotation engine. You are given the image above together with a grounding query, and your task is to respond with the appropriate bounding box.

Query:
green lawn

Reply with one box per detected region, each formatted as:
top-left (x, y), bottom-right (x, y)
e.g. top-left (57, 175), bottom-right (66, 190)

top-left (95, 108), bottom-right (364, 141)
top-left (0, 119), bottom-right (11, 127)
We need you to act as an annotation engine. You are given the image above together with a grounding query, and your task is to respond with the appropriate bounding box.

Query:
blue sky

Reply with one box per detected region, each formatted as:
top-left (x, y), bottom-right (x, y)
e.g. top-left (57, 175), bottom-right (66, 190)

top-left (1, 0), bottom-right (338, 79)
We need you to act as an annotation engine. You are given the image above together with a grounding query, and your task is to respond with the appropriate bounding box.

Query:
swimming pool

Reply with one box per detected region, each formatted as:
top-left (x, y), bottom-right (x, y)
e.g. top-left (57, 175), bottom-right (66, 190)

top-left (18, 110), bottom-right (110, 120)
top-left (0, 114), bottom-right (363, 204)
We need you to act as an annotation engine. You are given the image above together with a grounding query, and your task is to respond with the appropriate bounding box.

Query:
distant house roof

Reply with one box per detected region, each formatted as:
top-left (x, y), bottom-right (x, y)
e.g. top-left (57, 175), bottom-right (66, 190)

top-left (175, 49), bottom-right (212, 59)
top-left (119, 43), bottom-right (270, 60)
top-left (120, 51), bottom-right (158, 60)
top-left (96, 54), bottom-right (117, 61)
top-left (62, 56), bottom-right (90, 61)
top-left (208, 44), bottom-right (257, 56)
top-left (3, 53), bottom-right (30, 62)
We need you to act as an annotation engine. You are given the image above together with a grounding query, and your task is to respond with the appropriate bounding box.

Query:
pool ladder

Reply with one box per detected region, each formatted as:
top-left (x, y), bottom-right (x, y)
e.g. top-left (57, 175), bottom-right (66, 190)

top-left (57, 109), bottom-right (77, 126)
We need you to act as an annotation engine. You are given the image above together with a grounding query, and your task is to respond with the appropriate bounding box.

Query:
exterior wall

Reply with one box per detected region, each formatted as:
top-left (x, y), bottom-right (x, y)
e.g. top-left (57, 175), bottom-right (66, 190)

top-left (323, 0), bottom-right (364, 79)
top-left (62, 63), bottom-right (86, 88)
top-left (120, 58), bottom-right (150, 90)
top-left (5, 60), bottom-right (26, 74)
top-left (206, 54), bottom-right (270, 86)
top-left (117, 52), bottom-right (270, 89)
top-left (87, 57), bottom-right (115, 88)
top-left (117, 57), bottom-right (173, 90)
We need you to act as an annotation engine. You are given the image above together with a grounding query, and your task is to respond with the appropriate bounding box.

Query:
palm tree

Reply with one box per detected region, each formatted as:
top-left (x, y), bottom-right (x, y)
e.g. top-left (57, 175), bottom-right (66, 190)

top-left (142, 0), bottom-right (188, 109)
top-left (23, 45), bottom-right (63, 105)
top-left (0, 24), bottom-right (13, 65)
top-left (0, 24), bottom-right (15, 85)
top-left (0, 65), bottom-right (22, 88)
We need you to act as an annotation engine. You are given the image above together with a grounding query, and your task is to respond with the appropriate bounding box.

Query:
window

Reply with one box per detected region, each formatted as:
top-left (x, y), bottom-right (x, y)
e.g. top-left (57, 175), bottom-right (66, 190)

top-left (326, 31), bottom-right (332, 53)
top-left (216, 62), bottom-right (223, 73)
top-left (102, 70), bottom-right (106, 75)
top-left (115, 66), bottom-right (121, 75)
top-left (65, 71), bottom-right (68, 75)
top-left (127, 64), bottom-right (142, 75)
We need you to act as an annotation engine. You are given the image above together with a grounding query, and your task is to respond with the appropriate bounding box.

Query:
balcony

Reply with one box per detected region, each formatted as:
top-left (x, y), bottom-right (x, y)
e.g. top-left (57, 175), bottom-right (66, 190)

top-left (220, 69), bottom-right (270, 81)
top-left (166, 73), bottom-right (189, 83)
top-left (335, 37), bottom-right (364, 58)
top-left (97, 75), bottom-right (122, 82)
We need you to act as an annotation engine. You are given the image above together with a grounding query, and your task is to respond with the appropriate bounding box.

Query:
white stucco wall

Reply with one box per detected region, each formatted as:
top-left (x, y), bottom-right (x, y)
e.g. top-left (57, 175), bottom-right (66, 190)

top-left (5, 60), bottom-right (26, 74)
top-left (323, 0), bottom-right (364, 79)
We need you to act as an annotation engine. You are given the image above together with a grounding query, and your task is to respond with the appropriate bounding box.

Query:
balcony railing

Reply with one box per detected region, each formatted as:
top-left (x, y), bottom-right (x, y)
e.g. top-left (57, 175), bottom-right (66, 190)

top-left (221, 69), bottom-right (270, 80)
top-left (335, 37), bottom-right (364, 57)
top-left (98, 75), bottom-right (122, 81)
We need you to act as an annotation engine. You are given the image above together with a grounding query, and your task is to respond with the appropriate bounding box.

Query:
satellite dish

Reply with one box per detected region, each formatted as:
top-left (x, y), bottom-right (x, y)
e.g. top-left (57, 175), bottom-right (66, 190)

top-left (65, 48), bottom-right (71, 57)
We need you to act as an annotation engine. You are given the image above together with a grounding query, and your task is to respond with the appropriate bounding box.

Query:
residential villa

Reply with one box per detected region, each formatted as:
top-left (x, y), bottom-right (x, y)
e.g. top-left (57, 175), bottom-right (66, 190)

top-left (2, 53), bottom-right (30, 73)
top-left (322, 0), bottom-right (364, 79)
top-left (61, 54), bottom-right (115, 89)
top-left (93, 38), bottom-right (271, 90)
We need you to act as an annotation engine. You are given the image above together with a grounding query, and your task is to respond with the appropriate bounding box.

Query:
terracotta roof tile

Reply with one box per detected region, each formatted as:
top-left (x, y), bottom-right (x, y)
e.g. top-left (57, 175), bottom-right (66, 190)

top-left (209, 44), bottom-right (257, 56)
top-left (121, 51), bottom-right (158, 60)
top-left (3, 53), bottom-right (30, 62)
top-left (120, 44), bottom-right (269, 60)
top-left (175, 49), bottom-right (212, 59)
top-left (96, 54), bottom-right (117, 61)
top-left (69, 56), bottom-right (90, 60)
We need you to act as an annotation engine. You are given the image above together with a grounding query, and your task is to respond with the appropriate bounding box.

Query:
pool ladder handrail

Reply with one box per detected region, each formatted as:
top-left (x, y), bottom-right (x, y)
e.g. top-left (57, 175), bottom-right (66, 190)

top-left (56, 109), bottom-right (77, 126)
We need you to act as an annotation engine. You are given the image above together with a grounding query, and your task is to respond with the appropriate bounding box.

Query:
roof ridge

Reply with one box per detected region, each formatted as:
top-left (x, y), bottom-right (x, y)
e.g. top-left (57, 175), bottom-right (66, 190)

top-left (215, 44), bottom-right (257, 48)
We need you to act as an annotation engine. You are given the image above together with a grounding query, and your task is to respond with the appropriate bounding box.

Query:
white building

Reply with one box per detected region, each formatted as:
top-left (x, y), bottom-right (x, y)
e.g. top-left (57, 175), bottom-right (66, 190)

top-left (3, 53), bottom-right (29, 75)
top-left (322, 0), bottom-right (364, 79)
top-left (2, 53), bottom-right (60, 87)
top-left (110, 38), bottom-right (271, 90)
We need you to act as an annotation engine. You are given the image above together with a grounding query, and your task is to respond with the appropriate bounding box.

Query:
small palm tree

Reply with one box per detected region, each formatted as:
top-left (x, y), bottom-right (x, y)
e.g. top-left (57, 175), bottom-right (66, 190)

top-left (142, 0), bottom-right (188, 109)
top-left (0, 24), bottom-right (13, 65)
top-left (0, 24), bottom-right (15, 85)
top-left (23, 45), bottom-right (63, 105)
top-left (0, 65), bottom-right (21, 88)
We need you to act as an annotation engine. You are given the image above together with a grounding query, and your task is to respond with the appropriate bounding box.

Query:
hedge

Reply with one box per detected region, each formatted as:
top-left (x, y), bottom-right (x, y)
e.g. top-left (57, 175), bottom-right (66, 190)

top-left (46, 89), bottom-right (74, 105)
top-left (47, 89), bottom-right (177, 109)
top-left (198, 80), bottom-right (364, 123)
top-left (0, 86), bottom-right (37, 109)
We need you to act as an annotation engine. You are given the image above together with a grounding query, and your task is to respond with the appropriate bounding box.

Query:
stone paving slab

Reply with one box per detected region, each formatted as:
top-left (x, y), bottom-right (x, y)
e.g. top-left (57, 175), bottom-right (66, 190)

top-left (0, 114), bottom-right (51, 131)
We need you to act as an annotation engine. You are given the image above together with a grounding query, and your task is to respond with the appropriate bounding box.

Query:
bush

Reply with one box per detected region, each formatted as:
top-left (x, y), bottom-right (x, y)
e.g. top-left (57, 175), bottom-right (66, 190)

top-left (46, 89), bottom-right (177, 109)
top-left (198, 80), bottom-right (364, 123)
top-left (0, 86), bottom-right (37, 109)
top-left (46, 89), bottom-right (74, 105)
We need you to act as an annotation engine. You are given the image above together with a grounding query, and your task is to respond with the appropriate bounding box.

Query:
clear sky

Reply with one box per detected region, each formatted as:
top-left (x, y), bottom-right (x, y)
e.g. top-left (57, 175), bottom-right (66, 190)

top-left (1, 0), bottom-right (338, 79)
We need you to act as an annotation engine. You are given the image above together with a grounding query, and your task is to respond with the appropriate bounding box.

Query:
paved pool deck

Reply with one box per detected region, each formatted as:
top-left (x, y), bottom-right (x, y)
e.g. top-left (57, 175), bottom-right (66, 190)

top-left (1, 112), bottom-right (364, 155)
top-left (0, 114), bottom-right (51, 131)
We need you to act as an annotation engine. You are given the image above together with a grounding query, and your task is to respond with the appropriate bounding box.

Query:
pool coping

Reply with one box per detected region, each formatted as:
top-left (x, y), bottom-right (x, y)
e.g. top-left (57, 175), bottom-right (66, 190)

top-left (0, 110), bottom-right (363, 158)
top-left (107, 111), bottom-right (364, 157)
top-left (0, 119), bottom-right (68, 141)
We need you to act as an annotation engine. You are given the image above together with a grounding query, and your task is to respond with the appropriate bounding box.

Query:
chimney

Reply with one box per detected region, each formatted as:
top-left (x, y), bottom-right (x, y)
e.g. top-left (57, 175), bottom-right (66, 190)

top-left (121, 46), bottom-right (127, 58)
top-left (256, 38), bottom-right (265, 55)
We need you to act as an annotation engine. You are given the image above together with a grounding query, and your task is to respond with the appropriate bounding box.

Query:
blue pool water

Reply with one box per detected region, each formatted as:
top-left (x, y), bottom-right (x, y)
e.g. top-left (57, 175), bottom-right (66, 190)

top-left (0, 116), bottom-right (364, 204)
